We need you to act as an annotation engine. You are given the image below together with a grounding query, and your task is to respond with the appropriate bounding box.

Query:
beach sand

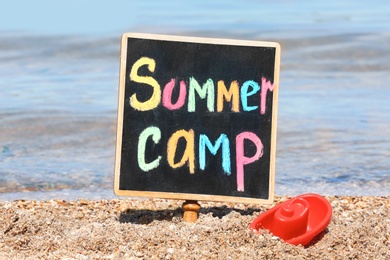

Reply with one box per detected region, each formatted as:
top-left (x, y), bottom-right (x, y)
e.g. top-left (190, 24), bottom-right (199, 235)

top-left (1, 196), bottom-right (389, 259)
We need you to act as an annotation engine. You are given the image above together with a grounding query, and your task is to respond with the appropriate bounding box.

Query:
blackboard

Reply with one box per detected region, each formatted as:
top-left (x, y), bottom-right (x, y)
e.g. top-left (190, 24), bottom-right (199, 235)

top-left (114, 33), bottom-right (280, 204)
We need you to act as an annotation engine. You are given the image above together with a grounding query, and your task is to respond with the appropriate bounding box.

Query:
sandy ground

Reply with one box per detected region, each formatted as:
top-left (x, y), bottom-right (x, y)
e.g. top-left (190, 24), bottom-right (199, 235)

top-left (1, 196), bottom-right (389, 259)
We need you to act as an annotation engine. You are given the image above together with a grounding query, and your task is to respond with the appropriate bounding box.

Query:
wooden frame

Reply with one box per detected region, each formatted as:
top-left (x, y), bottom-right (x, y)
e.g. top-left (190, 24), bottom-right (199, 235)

top-left (114, 33), bottom-right (280, 204)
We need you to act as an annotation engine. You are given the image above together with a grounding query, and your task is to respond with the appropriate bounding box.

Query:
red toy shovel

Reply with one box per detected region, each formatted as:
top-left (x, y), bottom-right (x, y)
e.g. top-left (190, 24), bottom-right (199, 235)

top-left (250, 193), bottom-right (332, 246)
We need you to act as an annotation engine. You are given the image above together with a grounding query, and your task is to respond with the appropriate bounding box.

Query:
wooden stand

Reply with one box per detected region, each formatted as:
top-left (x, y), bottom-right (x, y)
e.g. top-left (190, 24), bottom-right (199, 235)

top-left (182, 200), bottom-right (201, 223)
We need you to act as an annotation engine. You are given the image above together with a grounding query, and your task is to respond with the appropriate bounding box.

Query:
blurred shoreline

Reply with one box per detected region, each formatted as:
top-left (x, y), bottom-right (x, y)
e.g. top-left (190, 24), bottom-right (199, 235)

top-left (1, 1), bottom-right (390, 200)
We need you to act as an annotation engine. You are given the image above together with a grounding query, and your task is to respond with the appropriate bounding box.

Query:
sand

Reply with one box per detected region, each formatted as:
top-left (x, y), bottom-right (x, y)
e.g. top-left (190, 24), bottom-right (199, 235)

top-left (1, 196), bottom-right (389, 259)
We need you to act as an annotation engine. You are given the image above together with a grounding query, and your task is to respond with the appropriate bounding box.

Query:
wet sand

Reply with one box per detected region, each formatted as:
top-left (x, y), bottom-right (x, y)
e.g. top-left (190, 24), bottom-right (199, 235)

top-left (1, 196), bottom-right (389, 259)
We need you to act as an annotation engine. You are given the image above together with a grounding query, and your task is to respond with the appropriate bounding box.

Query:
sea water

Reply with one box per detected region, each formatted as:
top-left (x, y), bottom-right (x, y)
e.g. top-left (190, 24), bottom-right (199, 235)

top-left (0, 0), bottom-right (389, 201)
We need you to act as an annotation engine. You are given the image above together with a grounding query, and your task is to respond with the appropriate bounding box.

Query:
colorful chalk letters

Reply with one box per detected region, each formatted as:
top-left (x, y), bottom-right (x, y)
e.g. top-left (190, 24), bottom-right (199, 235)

top-left (129, 56), bottom-right (274, 191)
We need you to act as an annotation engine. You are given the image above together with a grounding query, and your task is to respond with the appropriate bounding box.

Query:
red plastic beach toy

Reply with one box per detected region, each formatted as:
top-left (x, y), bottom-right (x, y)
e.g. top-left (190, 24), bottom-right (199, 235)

top-left (250, 193), bottom-right (332, 246)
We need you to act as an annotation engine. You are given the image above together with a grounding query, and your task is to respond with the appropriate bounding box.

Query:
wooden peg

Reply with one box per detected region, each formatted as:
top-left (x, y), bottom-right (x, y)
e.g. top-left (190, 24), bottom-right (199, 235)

top-left (182, 200), bottom-right (201, 223)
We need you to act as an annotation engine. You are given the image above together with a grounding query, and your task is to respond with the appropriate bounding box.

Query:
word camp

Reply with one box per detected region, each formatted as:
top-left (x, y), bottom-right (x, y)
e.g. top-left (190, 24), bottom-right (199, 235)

top-left (128, 56), bottom-right (275, 191)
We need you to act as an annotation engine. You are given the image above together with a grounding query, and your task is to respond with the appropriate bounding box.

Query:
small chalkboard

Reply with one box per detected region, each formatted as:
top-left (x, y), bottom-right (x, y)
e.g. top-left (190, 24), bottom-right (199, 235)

top-left (114, 33), bottom-right (280, 204)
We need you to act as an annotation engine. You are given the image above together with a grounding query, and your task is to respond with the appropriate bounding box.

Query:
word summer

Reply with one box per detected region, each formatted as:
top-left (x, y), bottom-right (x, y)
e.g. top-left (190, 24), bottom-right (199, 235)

top-left (129, 57), bottom-right (275, 114)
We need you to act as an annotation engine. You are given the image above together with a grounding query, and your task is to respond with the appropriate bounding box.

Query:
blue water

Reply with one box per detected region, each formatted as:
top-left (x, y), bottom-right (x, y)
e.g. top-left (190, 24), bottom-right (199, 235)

top-left (1, 0), bottom-right (389, 201)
